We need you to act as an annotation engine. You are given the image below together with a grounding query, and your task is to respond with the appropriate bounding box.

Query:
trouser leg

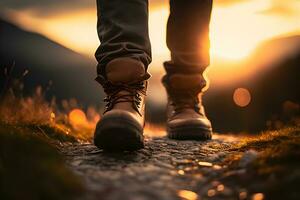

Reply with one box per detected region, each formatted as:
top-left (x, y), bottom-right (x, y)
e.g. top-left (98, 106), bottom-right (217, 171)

top-left (164, 0), bottom-right (213, 75)
top-left (162, 0), bottom-right (213, 141)
top-left (95, 0), bottom-right (152, 76)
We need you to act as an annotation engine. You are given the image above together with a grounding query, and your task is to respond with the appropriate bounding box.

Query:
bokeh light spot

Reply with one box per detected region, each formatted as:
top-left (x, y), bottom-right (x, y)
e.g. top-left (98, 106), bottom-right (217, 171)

top-left (233, 88), bottom-right (251, 107)
top-left (177, 190), bottom-right (198, 200)
top-left (252, 193), bottom-right (264, 200)
top-left (68, 109), bottom-right (88, 129)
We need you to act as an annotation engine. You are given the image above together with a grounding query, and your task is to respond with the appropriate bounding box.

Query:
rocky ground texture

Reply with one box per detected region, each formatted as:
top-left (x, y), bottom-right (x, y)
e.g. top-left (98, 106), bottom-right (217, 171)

top-left (61, 133), bottom-right (279, 200)
top-left (1, 123), bottom-right (299, 200)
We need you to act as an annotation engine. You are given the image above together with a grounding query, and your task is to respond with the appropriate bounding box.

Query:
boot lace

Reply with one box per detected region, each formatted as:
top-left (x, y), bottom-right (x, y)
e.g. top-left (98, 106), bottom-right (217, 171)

top-left (96, 74), bottom-right (149, 116)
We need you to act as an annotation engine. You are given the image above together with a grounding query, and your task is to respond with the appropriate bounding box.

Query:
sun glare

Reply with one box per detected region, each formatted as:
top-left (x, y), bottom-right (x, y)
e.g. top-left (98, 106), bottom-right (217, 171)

top-left (210, 1), bottom-right (300, 60)
top-left (8, 9), bottom-right (98, 57)
top-left (6, 0), bottom-right (300, 67)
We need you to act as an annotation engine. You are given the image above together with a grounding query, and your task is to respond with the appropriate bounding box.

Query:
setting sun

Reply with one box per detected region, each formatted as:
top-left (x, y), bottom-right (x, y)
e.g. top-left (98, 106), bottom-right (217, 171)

top-left (7, 0), bottom-right (300, 62)
top-left (3, 0), bottom-right (300, 82)
top-left (210, 1), bottom-right (300, 60)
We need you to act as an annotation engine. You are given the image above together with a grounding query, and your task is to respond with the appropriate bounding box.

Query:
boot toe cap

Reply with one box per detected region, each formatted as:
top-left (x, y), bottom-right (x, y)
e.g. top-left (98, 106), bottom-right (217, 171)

top-left (94, 110), bottom-right (144, 151)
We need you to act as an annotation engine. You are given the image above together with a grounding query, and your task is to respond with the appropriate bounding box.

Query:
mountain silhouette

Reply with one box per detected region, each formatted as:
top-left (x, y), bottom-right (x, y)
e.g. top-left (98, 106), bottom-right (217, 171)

top-left (0, 18), bottom-right (102, 106)
top-left (203, 36), bottom-right (300, 132)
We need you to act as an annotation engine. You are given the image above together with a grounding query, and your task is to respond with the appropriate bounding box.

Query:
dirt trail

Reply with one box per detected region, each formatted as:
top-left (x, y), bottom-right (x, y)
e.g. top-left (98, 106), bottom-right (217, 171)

top-left (61, 135), bottom-right (247, 200)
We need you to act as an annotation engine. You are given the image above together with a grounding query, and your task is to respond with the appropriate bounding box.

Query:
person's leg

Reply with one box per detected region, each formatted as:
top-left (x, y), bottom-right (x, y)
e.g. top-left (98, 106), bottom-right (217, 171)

top-left (94, 0), bottom-right (151, 151)
top-left (163, 0), bottom-right (213, 140)
top-left (95, 0), bottom-right (151, 76)
top-left (165, 0), bottom-right (212, 73)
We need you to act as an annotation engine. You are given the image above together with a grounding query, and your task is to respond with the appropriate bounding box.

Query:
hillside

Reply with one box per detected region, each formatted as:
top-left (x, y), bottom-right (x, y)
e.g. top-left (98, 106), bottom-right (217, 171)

top-left (0, 18), bottom-right (102, 105)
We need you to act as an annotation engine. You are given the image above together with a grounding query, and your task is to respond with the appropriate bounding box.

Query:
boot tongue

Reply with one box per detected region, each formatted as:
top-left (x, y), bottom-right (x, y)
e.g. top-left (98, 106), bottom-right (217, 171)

top-left (106, 58), bottom-right (146, 84)
top-left (168, 74), bottom-right (206, 91)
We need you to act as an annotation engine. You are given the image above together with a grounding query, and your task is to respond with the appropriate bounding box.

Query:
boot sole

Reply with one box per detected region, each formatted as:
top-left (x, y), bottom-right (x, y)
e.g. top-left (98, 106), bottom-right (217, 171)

top-left (94, 117), bottom-right (144, 152)
top-left (167, 126), bottom-right (212, 140)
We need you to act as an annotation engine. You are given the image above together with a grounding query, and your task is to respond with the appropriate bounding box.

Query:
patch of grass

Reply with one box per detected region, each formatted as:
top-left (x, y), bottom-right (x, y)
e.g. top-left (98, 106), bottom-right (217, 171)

top-left (0, 122), bottom-right (84, 200)
top-left (254, 130), bottom-right (300, 174)
top-left (232, 126), bottom-right (300, 151)
top-left (0, 122), bottom-right (77, 143)
top-left (250, 127), bottom-right (300, 200)
top-left (0, 85), bottom-right (96, 142)
top-left (24, 123), bottom-right (77, 143)
top-left (224, 126), bottom-right (300, 200)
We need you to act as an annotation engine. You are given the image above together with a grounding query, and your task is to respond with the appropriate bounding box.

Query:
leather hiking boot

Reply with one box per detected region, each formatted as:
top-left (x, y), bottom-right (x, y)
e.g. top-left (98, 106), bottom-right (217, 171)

top-left (94, 58), bottom-right (150, 151)
top-left (162, 73), bottom-right (212, 140)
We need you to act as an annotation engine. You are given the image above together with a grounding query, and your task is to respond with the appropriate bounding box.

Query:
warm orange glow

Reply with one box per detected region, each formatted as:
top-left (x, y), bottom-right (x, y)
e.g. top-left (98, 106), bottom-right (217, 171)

top-left (252, 193), bottom-right (264, 200)
top-left (7, 9), bottom-right (98, 57)
top-left (207, 189), bottom-right (216, 197)
top-left (233, 88), bottom-right (251, 107)
top-left (4, 0), bottom-right (300, 83)
top-left (177, 190), bottom-right (198, 200)
top-left (8, 1), bottom-right (300, 60)
top-left (68, 108), bottom-right (99, 130)
top-left (144, 123), bottom-right (166, 137)
top-left (69, 109), bottom-right (88, 129)
top-left (198, 161), bottom-right (213, 167)
top-left (210, 1), bottom-right (300, 60)
top-left (149, 8), bottom-right (169, 58)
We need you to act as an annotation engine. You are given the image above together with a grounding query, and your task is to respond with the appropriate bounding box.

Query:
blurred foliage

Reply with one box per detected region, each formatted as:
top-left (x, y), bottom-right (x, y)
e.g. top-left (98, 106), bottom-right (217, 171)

top-left (0, 78), bottom-right (86, 199)
top-left (0, 79), bottom-right (96, 141)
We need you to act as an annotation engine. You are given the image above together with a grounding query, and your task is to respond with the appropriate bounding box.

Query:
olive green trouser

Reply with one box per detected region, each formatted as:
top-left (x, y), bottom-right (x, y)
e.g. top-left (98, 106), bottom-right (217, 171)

top-left (95, 0), bottom-right (213, 76)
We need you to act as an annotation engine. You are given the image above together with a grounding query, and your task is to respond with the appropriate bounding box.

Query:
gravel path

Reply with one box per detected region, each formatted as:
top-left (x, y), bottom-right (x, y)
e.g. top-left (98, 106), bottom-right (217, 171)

top-left (61, 135), bottom-right (248, 200)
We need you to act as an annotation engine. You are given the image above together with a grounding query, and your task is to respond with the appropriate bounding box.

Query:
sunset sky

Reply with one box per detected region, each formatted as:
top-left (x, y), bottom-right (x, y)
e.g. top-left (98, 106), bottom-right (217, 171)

top-left (1, 0), bottom-right (300, 81)
top-left (0, 0), bottom-right (299, 108)
top-left (1, 0), bottom-right (299, 59)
